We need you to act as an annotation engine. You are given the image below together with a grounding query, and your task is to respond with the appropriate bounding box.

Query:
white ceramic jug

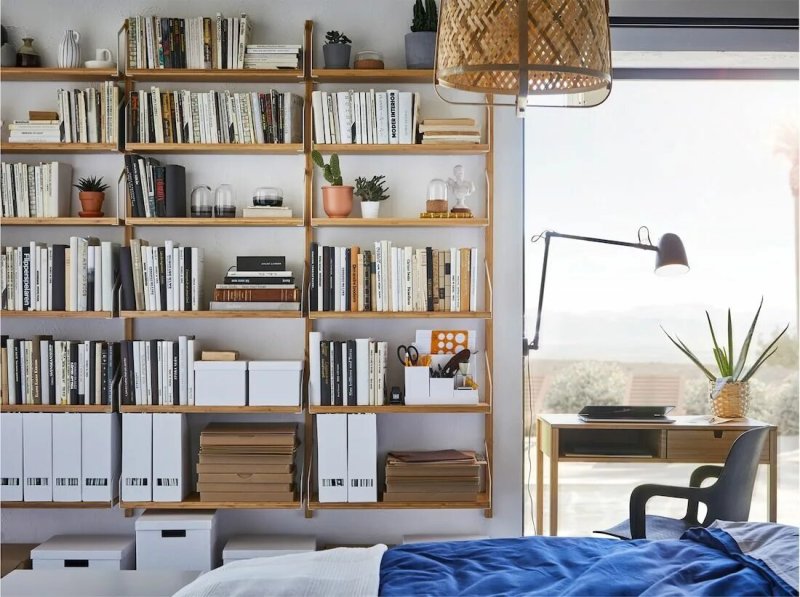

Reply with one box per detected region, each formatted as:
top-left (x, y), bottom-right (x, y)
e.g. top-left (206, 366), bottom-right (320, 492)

top-left (57, 29), bottom-right (80, 68)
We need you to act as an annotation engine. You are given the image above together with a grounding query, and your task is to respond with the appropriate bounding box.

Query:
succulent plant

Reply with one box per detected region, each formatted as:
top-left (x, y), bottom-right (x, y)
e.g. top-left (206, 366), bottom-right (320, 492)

top-left (411, 0), bottom-right (438, 33)
top-left (74, 176), bottom-right (109, 193)
top-left (355, 175), bottom-right (389, 202)
top-left (325, 31), bottom-right (352, 45)
top-left (311, 151), bottom-right (343, 186)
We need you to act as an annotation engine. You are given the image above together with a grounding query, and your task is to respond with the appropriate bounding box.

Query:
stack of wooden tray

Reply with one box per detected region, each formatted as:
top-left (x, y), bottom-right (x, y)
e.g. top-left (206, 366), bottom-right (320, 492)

top-left (383, 450), bottom-right (482, 502)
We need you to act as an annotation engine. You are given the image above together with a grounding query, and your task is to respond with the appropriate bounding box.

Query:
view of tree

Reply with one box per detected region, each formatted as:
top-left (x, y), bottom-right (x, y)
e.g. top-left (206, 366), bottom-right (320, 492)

top-left (761, 331), bottom-right (798, 369)
top-left (544, 361), bottom-right (626, 413)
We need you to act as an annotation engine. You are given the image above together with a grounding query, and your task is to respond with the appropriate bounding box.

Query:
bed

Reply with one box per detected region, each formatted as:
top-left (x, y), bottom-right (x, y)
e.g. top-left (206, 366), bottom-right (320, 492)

top-left (174, 521), bottom-right (798, 596)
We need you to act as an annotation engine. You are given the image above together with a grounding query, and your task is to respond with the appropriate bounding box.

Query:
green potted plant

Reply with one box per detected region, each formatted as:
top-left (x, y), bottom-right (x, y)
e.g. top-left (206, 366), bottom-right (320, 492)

top-left (355, 175), bottom-right (389, 219)
top-left (405, 0), bottom-right (437, 69)
top-left (322, 30), bottom-right (352, 69)
top-left (74, 175), bottom-right (109, 217)
top-left (311, 151), bottom-right (353, 218)
top-left (662, 299), bottom-right (789, 418)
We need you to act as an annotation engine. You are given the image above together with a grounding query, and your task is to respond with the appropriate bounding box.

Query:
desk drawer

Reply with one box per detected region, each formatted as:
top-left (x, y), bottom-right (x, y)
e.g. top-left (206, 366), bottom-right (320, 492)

top-left (666, 430), bottom-right (769, 463)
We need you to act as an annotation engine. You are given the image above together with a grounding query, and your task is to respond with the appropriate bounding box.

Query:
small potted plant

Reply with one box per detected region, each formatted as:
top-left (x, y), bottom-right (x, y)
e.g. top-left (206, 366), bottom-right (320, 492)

top-left (311, 151), bottom-right (353, 218)
top-left (74, 175), bottom-right (109, 217)
top-left (662, 299), bottom-right (789, 418)
top-left (405, 0), bottom-right (437, 69)
top-left (322, 30), bottom-right (352, 69)
top-left (355, 175), bottom-right (389, 219)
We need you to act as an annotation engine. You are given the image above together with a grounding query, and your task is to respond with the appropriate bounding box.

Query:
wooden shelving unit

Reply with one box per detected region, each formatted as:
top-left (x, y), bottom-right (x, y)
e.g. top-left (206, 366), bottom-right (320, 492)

top-left (0, 500), bottom-right (117, 509)
top-left (1, 310), bottom-right (114, 319)
top-left (120, 492), bottom-right (301, 510)
top-left (310, 404), bottom-right (490, 414)
top-left (0, 217), bottom-right (121, 226)
top-left (311, 69), bottom-right (433, 83)
top-left (0, 67), bottom-right (118, 81)
top-left (125, 68), bottom-right (304, 82)
top-left (125, 217), bottom-right (304, 227)
top-left (0, 142), bottom-right (118, 154)
top-left (121, 405), bottom-right (302, 414)
top-left (308, 494), bottom-right (491, 510)
top-left (119, 310), bottom-right (302, 319)
top-left (310, 311), bottom-right (492, 320)
top-left (312, 217), bottom-right (489, 228)
top-left (0, 404), bottom-right (113, 413)
top-left (124, 143), bottom-right (303, 154)
top-left (312, 143), bottom-right (490, 155)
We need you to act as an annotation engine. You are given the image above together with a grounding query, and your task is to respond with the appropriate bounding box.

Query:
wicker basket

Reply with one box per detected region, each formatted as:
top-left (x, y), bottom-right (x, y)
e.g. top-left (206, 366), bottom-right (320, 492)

top-left (710, 381), bottom-right (750, 418)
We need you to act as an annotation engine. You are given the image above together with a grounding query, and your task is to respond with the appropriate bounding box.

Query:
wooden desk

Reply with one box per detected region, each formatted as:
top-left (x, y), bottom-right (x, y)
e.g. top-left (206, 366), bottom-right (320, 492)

top-left (535, 414), bottom-right (777, 536)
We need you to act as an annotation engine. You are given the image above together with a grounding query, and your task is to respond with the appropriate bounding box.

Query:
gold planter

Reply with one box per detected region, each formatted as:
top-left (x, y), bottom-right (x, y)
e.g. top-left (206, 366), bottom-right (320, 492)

top-left (710, 381), bottom-right (750, 418)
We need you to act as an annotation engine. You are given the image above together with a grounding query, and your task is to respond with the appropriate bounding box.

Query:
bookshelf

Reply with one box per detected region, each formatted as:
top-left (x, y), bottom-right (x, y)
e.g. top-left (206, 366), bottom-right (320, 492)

top-left (119, 310), bottom-right (302, 319)
top-left (312, 144), bottom-right (491, 155)
top-left (0, 143), bottom-right (118, 154)
top-left (0, 67), bottom-right (119, 81)
top-left (0, 217), bottom-right (121, 226)
top-left (311, 217), bottom-right (490, 228)
top-left (0, 404), bottom-right (114, 413)
top-left (124, 143), bottom-right (303, 155)
top-left (0, 500), bottom-right (117, 509)
top-left (0, 311), bottom-right (115, 319)
top-left (125, 217), bottom-right (304, 227)
top-left (120, 405), bottom-right (302, 414)
top-left (310, 69), bottom-right (434, 83)
top-left (124, 68), bottom-right (304, 83)
top-left (119, 492), bottom-right (301, 510)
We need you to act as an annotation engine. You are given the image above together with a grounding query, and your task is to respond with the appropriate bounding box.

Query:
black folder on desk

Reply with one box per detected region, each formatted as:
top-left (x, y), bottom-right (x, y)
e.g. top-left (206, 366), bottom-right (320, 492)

top-left (578, 406), bottom-right (675, 423)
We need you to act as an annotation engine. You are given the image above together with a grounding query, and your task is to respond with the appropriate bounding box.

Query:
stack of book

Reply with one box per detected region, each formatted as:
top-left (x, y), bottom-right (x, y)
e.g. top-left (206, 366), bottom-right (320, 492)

top-left (210, 256), bottom-right (299, 311)
top-left (126, 14), bottom-right (257, 70)
top-left (119, 239), bottom-right (203, 311)
top-left (1, 337), bottom-right (119, 406)
top-left (310, 243), bottom-right (479, 313)
top-left (2, 239), bottom-right (120, 312)
top-left (56, 83), bottom-right (120, 144)
top-left (244, 44), bottom-right (301, 70)
top-left (419, 118), bottom-right (481, 145)
top-left (197, 423), bottom-right (298, 502)
top-left (129, 88), bottom-right (303, 145)
top-left (383, 450), bottom-right (483, 503)
top-left (7, 120), bottom-right (61, 143)
top-left (118, 336), bottom-right (196, 406)
top-left (123, 155), bottom-right (186, 217)
top-left (311, 90), bottom-right (420, 145)
top-left (311, 336), bottom-right (388, 407)
top-left (1, 161), bottom-right (73, 217)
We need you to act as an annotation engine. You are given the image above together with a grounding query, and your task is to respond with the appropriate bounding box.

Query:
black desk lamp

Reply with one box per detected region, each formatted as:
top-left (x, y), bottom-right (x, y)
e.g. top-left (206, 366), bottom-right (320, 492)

top-left (527, 226), bottom-right (689, 352)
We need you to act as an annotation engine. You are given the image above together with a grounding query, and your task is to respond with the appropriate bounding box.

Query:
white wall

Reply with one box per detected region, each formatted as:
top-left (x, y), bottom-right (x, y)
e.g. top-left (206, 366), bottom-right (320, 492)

top-left (0, 0), bottom-right (524, 545)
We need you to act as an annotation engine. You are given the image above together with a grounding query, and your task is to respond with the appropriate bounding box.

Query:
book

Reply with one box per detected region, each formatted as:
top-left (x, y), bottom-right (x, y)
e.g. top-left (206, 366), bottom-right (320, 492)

top-left (208, 301), bottom-right (299, 311)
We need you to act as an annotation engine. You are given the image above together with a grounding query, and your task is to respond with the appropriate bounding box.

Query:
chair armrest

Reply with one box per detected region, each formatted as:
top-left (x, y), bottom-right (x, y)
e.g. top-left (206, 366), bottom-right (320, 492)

top-left (685, 465), bottom-right (723, 523)
top-left (629, 484), bottom-right (707, 539)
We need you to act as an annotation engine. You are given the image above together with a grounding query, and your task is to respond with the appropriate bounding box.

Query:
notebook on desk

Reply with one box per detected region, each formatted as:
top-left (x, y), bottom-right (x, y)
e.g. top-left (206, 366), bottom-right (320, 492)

top-left (578, 406), bottom-right (675, 423)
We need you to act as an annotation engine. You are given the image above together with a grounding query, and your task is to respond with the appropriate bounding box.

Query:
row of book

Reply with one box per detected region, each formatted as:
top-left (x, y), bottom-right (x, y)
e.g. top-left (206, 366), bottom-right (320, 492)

top-left (56, 84), bottom-right (121, 144)
top-left (210, 256), bottom-right (299, 311)
top-left (2, 240), bottom-right (120, 312)
top-left (309, 243), bottom-right (479, 313)
top-left (311, 90), bottom-right (420, 145)
top-left (129, 88), bottom-right (303, 145)
top-left (127, 14), bottom-right (252, 70)
top-left (419, 118), bottom-right (482, 145)
top-left (123, 155), bottom-right (186, 218)
top-left (1, 161), bottom-right (72, 218)
top-left (118, 337), bottom-right (197, 406)
top-left (313, 336), bottom-right (389, 407)
top-left (1, 337), bottom-right (119, 406)
top-left (119, 240), bottom-right (204, 311)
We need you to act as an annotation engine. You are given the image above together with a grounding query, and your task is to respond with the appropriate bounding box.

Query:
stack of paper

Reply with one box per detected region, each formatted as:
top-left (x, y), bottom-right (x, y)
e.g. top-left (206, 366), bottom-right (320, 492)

top-left (244, 45), bottom-right (301, 70)
top-left (7, 120), bottom-right (61, 143)
top-left (383, 450), bottom-right (483, 502)
top-left (419, 118), bottom-right (481, 145)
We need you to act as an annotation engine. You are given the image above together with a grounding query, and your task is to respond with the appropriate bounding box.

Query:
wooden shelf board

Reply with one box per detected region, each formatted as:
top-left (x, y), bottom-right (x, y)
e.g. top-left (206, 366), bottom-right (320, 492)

top-left (120, 405), bottom-right (302, 414)
top-left (309, 494), bottom-right (490, 510)
top-left (1, 217), bottom-right (120, 226)
top-left (311, 69), bottom-right (433, 83)
top-left (310, 311), bottom-right (491, 320)
top-left (0, 500), bottom-right (115, 509)
top-left (120, 492), bottom-right (301, 510)
top-left (310, 403), bottom-right (490, 414)
top-left (0, 404), bottom-right (113, 413)
top-left (312, 217), bottom-right (488, 228)
top-left (313, 144), bottom-right (489, 155)
top-left (1, 67), bottom-right (118, 81)
top-left (125, 68), bottom-right (304, 82)
top-left (125, 217), bottom-right (303, 227)
top-left (119, 310), bottom-right (302, 319)
top-left (125, 143), bottom-right (303, 154)
top-left (0, 143), bottom-right (118, 153)
top-left (1, 310), bottom-right (114, 319)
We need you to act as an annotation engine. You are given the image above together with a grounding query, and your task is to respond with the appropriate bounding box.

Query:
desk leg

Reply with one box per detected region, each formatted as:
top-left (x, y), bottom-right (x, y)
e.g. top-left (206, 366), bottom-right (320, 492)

top-left (549, 428), bottom-right (559, 536)
top-left (768, 427), bottom-right (778, 522)
top-left (535, 419), bottom-right (543, 535)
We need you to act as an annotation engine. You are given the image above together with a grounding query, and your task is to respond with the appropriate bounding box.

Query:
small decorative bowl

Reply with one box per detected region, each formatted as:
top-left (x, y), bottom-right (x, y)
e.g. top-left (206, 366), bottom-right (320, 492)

top-left (253, 186), bottom-right (284, 207)
top-left (354, 50), bottom-right (384, 70)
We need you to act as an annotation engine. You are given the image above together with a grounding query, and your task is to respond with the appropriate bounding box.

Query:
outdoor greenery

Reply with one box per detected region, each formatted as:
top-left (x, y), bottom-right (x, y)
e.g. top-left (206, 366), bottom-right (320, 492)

top-left (311, 151), bottom-right (343, 186)
top-left (544, 361), bottom-right (625, 413)
top-left (410, 0), bottom-right (438, 32)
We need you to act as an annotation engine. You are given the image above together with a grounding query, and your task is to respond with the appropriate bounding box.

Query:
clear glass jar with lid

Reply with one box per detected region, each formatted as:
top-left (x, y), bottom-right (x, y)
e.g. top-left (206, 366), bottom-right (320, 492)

top-left (252, 186), bottom-right (284, 207)
top-left (190, 185), bottom-right (213, 218)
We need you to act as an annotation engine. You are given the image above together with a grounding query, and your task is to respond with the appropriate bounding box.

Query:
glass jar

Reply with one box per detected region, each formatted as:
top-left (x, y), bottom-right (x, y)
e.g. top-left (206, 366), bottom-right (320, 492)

top-left (354, 50), bottom-right (384, 70)
top-left (252, 186), bottom-right (284, 207)
top-left (426, 178), bottom-right (449, 213)
top-left (214, 184), bottom-right (236, 217)
top-left (190, 185), bottom-right (213, 218)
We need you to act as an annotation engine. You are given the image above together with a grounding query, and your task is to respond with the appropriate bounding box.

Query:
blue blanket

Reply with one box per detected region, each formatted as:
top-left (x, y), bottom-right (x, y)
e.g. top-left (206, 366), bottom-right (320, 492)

top-left (380, 523), bottom-right (798, 596)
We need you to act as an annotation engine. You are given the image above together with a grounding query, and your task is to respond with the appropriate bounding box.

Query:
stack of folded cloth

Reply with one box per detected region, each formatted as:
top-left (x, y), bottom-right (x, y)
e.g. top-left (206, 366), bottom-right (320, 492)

top-left (383, 449), bottom-right (482, 502)
top-left (197, 422), bottom-right (298, 502)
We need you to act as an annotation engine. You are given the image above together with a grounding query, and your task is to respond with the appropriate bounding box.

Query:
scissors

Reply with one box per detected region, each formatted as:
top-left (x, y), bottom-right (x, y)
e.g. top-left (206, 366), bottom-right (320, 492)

top-left (397, 345), bottom-right (419, 367)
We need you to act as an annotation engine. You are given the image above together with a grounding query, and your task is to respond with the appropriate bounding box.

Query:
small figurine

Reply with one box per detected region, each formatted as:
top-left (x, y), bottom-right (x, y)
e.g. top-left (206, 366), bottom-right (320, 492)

top-left (448, 164), bottom-right (474, 216)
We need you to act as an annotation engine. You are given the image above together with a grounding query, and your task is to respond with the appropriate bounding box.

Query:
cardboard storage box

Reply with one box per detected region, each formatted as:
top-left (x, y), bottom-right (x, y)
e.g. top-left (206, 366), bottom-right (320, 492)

top-left (31, 535), bottom-right (135, 570)
top-left (194, 361), bottom-right (247, 406)
top-left (222, 535), bottom-right (317, 564)
top-left (248, 361), bottom-right (303, 407)
top-left (135, 511), bottom-right (218, 571)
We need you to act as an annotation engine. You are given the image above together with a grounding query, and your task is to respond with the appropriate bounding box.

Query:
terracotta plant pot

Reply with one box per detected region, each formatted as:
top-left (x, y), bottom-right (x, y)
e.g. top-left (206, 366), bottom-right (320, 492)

top-left (79, 191), bottom-right (105, 216)
top-left (322, 185), bottom-right (353, 218)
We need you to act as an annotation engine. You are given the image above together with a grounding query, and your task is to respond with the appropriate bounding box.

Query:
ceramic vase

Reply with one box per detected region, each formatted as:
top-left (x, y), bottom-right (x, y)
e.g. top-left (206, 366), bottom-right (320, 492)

top-left (16, 38), bottom-right (40, 67)
top-left (322, 186), bottom-right (354, 218)
top-left (57, 29), bottom-right (81, 68)
top-left (405, 31), bottom-right (436, 69)
top-left (361, 201), bottom-right (381, 219)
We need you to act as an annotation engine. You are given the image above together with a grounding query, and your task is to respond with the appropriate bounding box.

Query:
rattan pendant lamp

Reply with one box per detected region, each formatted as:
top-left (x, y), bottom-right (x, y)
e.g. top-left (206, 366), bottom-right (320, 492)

top-left (435, 0), bottom-right (613, 113)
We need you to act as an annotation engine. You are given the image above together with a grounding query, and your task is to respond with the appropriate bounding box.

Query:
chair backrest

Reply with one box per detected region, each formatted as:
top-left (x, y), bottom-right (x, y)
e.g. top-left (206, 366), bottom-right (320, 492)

top-left (704, 427), bottom-right (770, 524)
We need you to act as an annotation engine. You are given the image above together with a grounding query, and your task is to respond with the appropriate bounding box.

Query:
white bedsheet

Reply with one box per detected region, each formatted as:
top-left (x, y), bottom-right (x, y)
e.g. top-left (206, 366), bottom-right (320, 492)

top-left (171, 544), bottom-right (387, 597)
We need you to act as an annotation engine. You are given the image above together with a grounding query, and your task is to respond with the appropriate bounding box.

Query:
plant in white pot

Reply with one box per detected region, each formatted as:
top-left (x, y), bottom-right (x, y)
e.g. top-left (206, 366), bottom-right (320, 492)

top-left (661, 299), bottom-right (789, 418)
top-left (355, 175), bottom-right (389, 219)
top-left (405, 0), bottom-right (437, 69)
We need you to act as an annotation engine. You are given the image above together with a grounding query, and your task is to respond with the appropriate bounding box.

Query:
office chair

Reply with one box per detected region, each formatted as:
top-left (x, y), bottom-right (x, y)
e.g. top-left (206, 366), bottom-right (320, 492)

top-left (597, 426), bottom-right (770, 540)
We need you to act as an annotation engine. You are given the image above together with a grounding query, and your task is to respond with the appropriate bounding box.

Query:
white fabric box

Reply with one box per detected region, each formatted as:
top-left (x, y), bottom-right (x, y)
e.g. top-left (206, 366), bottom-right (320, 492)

top-left (152, 414), bottom-right (189, 502)
top-left (135, 511), bottom-right (218, 571)
top-left (248, 361), bottom-right (303, 407)
top-left (52, 414), bottom-right (82, 502)
top-left (194, 361), bottom-right (247, 406)
top-left (81, 413), bottom-right (120, 502)
top-left (23, 413), bottom-right (52, 501)
top-left (32, 535), bottom-right (135, 570)
top-left (222, 535), bottom-right (317, 565)
top-left (121, 413), bottom-right (152, 502)
top-left (1, 413), bottom-right (23, 501)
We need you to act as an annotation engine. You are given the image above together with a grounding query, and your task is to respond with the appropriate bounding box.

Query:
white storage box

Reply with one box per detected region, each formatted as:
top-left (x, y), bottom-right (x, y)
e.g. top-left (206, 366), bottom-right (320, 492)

top-left (223, 535), bottom-right (317, 564)
top-left (403, 366), bottom-right (430, 405)
top-left (248, 361), bottom-right (303, 407)
top-left (32, 535), bottom-right (135, 570)
top-left (152, 414), bottom-right (189, 502)
top-left (194, 361), bottom-right (247, 407)
top-left (81, 413), bottom-right (120, 503)
top-left (1, 413), bottom-right (23, 501)
top-left (23, 413), bottom-right (52, 501)
top-left (135, 511), bottom-right (218, 571)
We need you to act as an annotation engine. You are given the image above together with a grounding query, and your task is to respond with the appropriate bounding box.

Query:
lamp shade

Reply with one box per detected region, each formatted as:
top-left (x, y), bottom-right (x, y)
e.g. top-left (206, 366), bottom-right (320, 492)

top-left (435, 0), bottom-right (612, 111)
top-left (655, 233), bottom-right (689, 275)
